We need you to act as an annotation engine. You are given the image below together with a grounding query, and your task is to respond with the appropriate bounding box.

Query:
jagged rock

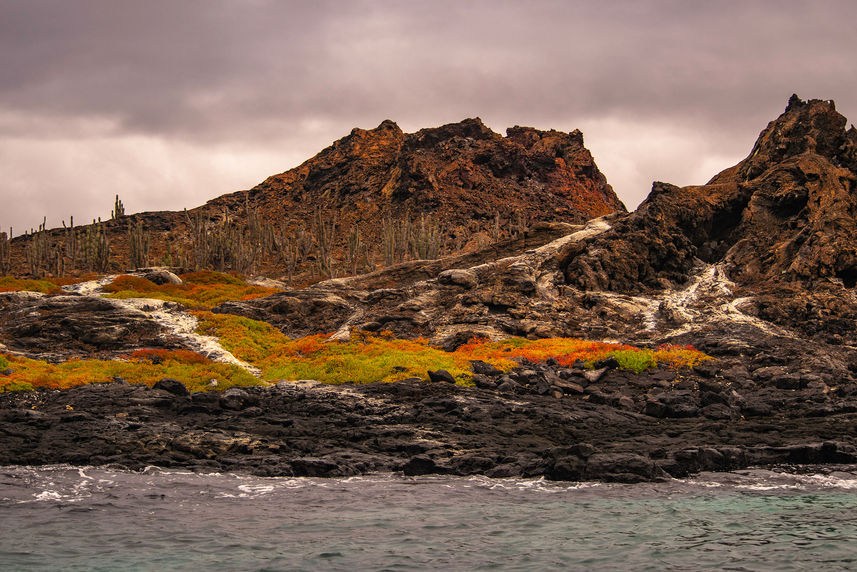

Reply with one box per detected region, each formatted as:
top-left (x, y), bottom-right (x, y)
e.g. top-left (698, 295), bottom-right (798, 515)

top-left (438, 269), bottom-right (478, 289)
top-left (470, 360), bottom-right (503, 376)
top-left (584, 367), bottom-right (609, 384)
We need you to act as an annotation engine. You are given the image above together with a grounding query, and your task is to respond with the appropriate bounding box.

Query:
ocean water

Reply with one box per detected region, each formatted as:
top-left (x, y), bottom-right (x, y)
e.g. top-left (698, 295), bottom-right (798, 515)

top-left (2, 466), bottom-right (857, 571)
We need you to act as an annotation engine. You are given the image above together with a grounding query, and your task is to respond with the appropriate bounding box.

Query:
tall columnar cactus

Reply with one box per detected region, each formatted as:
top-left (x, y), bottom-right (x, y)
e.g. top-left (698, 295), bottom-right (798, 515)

top-left (313, 209), bottom-right (337, 278)
top-left (111, 195), bottom-right (125, 220)
top-left (510, 209), bottom-right (528, 240)
top-left (408, 213), bottom-right (441, 260)
top-left (62, 216), bottom-right (79, 270)
top-left (381, 213), bottom-right (411, 266)
top-left (81, 219), bottom-right (111, 272)
top-left (25, 218), bottom-right (51, 277)
top-left (346, 225), bottom-right (371, 275)
top-left (0, 229), bottom-right (11, 276)
top-left (127, 219), bottom-right (150, 270)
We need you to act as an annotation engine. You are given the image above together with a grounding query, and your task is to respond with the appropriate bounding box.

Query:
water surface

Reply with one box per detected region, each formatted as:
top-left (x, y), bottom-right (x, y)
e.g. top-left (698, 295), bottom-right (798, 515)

top-left (2, 465), bottom-right (857, 570)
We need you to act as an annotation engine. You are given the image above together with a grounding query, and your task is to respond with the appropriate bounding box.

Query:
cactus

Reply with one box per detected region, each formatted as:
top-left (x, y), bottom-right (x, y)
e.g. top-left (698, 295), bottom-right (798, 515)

top-left (62, 216), bottom-right (79, 270)
top-left (127, 219), bottom-right (150, 270)
top-left (510, 209), bottom-right (528, 240)
top-left (0, 228), bottom-right (11, 276)
top-left (381, 212), bottom-right (411, 266)
top-left (81, 219), bottom-right (111, 272)
top-left (408, 213), bottom-right (441, 260)
top-left (111, 195), bottom-right (125, 219)
top-left (25, 218), bottom-right (50, 276)
top-left (312, 210), bottom-right (337, 277)
top-left (346, 225), bottom-right (371, 275)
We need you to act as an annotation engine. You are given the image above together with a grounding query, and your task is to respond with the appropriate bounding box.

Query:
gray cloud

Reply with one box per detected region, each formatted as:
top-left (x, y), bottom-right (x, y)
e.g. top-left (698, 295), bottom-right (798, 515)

top-left (2, 0), bottom-right (856, 231)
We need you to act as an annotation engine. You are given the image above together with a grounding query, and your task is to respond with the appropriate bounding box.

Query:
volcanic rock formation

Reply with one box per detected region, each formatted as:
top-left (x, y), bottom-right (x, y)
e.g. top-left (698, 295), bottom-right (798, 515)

top-left (6, 96), bottom-right (857, 482)
top-left (216, 95), bottom-right (857, 383)
top-left (3, 118), bottom-right (624, 279)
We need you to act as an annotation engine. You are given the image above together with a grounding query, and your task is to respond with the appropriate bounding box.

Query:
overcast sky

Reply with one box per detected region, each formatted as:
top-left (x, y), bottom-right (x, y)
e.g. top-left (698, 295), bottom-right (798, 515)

top-left (2, 0), bottom-right (856, 234)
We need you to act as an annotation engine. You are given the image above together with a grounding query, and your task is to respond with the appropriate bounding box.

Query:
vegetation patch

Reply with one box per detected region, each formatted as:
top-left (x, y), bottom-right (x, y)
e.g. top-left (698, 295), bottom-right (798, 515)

top-left (0, 350), bottom-right (261, 393)
top-left (0, 313), bottom-right (711, 392)
top-left (194, 313), bottom-right (711, 383)
top-left (457, 337), bottom-right (710, 374)
top-left (103, 271), bottom-right (280, 309)
top-left (0, 277), bottom-right (63, 295)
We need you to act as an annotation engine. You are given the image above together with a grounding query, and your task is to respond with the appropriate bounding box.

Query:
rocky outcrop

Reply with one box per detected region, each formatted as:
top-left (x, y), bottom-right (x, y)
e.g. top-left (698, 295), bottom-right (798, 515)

top-left (0, 293), bottom-right (182, 360)
top-left (4, 361), bottom-right (857, 482)
top-left (6, 96), bottom-right (857, 482)
top-left (213, 96), bottom-right (857, 380)
top-left (563, 97), bottom-right (857, 291)
top-left (239, 118), bottom-right (624, 230)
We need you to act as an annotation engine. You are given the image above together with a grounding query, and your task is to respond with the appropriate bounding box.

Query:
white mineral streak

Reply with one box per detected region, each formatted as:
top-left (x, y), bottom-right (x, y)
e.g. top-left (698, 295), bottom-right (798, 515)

top-left (61, 276), bottom-right (118, 296)
top-left (535, 216), bottom-right (612, 256)
top-left (108, 298), bottom-right (262, 376)
top-left (657, 263), bottom-right (795, 339)
top-left (582, 263), bottom-right (793, 341)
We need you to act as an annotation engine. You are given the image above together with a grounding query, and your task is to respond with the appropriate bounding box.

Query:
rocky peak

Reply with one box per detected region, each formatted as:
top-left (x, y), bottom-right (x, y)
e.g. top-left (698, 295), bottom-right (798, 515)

top-left (562, 95), bottom-right (857, 303)
top-left (407, 118), bottom-right (500, 149)
top-left (739, 95), bottom-right (856, 180)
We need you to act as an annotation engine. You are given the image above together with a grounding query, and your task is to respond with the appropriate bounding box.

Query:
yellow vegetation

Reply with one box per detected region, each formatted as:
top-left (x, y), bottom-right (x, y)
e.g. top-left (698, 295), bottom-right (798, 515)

top-left (0, 349), bottom-right (261, 393)
top-left (102, 271), bottom-right (280, 309)
top-left (194, 313), bottom-right (711, 384)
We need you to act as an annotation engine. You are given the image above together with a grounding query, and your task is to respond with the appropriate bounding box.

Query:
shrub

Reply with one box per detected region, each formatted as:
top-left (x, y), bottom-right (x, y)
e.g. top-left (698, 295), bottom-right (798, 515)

top-left (193, 315), bottom-right (712, 385)
top-left (0, 382), bottom-right (34, 393)
top-left (102, 273), bottom-right (279, 309)
top-left (0, 351), bottom-right (262, 392)
top-left (0, 277), bottom-right (62, 295)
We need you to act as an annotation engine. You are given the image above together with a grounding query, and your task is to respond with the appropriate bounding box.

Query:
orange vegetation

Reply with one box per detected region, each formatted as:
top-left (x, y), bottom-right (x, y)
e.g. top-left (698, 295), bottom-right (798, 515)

top-left (102, 271), bottom-right (280, 309)
top-left (0, 349), bottom-right (261, 393)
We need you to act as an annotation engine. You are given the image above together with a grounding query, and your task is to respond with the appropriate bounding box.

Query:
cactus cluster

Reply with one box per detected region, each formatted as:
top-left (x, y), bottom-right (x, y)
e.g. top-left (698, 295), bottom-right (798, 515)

top-left (127, 220), bottom-right (150, 269)
top-left (80, 219), bottom-right (111, 272)
top-left (0, 228), bottom-right (12, 276)
top-left (22, 215), bottom-right (112, 277)
top-left (4, 191), bottom-right (530, 281)
top-left (381, 211), bottom-right (443, 266)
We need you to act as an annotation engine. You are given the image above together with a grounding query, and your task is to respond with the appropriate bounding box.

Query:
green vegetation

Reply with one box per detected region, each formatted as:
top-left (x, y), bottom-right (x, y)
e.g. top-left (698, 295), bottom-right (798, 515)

top-left (102, 271), bottom-right (280, 309)
top-left (0, 276), bottom-right (63, 295)
top-left (194, 313), bottom-right (712, 385)
top-left (0, 349), bottom-right (261, 393)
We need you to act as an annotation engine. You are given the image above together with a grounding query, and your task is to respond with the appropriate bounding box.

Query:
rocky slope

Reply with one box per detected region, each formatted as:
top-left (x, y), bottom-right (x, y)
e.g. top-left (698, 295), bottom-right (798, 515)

top-left (4, 96), bottom-right (857, 482)
top-left (4, 118), bottom-right (624, 279)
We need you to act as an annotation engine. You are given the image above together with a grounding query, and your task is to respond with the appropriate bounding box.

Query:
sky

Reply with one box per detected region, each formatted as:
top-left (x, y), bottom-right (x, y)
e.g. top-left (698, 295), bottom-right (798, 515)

top-left (2, 0), bottom-right (856, 234)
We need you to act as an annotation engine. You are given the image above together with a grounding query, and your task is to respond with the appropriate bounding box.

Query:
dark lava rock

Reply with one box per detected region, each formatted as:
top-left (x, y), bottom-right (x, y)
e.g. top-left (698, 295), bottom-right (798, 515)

top-left (427, 370), bottom-right (456, 384)
top-left (470, 360), bottom-right (503, 376)
top-left (153, 378), bottom-right (189, 397)
top-left (0, 294), bottom-right (181, 359)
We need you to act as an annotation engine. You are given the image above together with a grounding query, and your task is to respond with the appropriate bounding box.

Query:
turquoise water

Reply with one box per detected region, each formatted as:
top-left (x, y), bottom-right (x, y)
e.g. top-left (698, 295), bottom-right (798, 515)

top-left (2, 466), bottom-right (857, 570)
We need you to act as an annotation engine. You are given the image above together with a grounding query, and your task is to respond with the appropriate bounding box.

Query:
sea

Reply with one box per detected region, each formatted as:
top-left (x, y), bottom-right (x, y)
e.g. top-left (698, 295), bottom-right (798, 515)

top-left (2, 465), bottom-right (857, 571)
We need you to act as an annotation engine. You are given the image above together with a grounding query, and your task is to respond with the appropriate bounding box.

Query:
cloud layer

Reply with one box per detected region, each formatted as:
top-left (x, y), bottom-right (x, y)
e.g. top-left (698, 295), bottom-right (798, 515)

top-left (2, 0), bottom-right (856, 232)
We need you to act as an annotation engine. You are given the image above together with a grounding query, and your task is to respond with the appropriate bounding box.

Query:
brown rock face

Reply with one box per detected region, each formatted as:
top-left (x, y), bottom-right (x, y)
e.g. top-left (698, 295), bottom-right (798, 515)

top-left (235, 118), bottom-right (624, 231)
top-left (563, 96), bottom-right (857, 292)
top-left (216, 96), bottom-right (857, 349)
top-left (4, 118), bottom-right (622, 279)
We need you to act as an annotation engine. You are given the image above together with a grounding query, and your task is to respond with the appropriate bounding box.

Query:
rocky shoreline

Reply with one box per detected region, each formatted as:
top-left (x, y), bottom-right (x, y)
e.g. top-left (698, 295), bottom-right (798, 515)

top-left (4, 349), bottom-right (857, 483)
